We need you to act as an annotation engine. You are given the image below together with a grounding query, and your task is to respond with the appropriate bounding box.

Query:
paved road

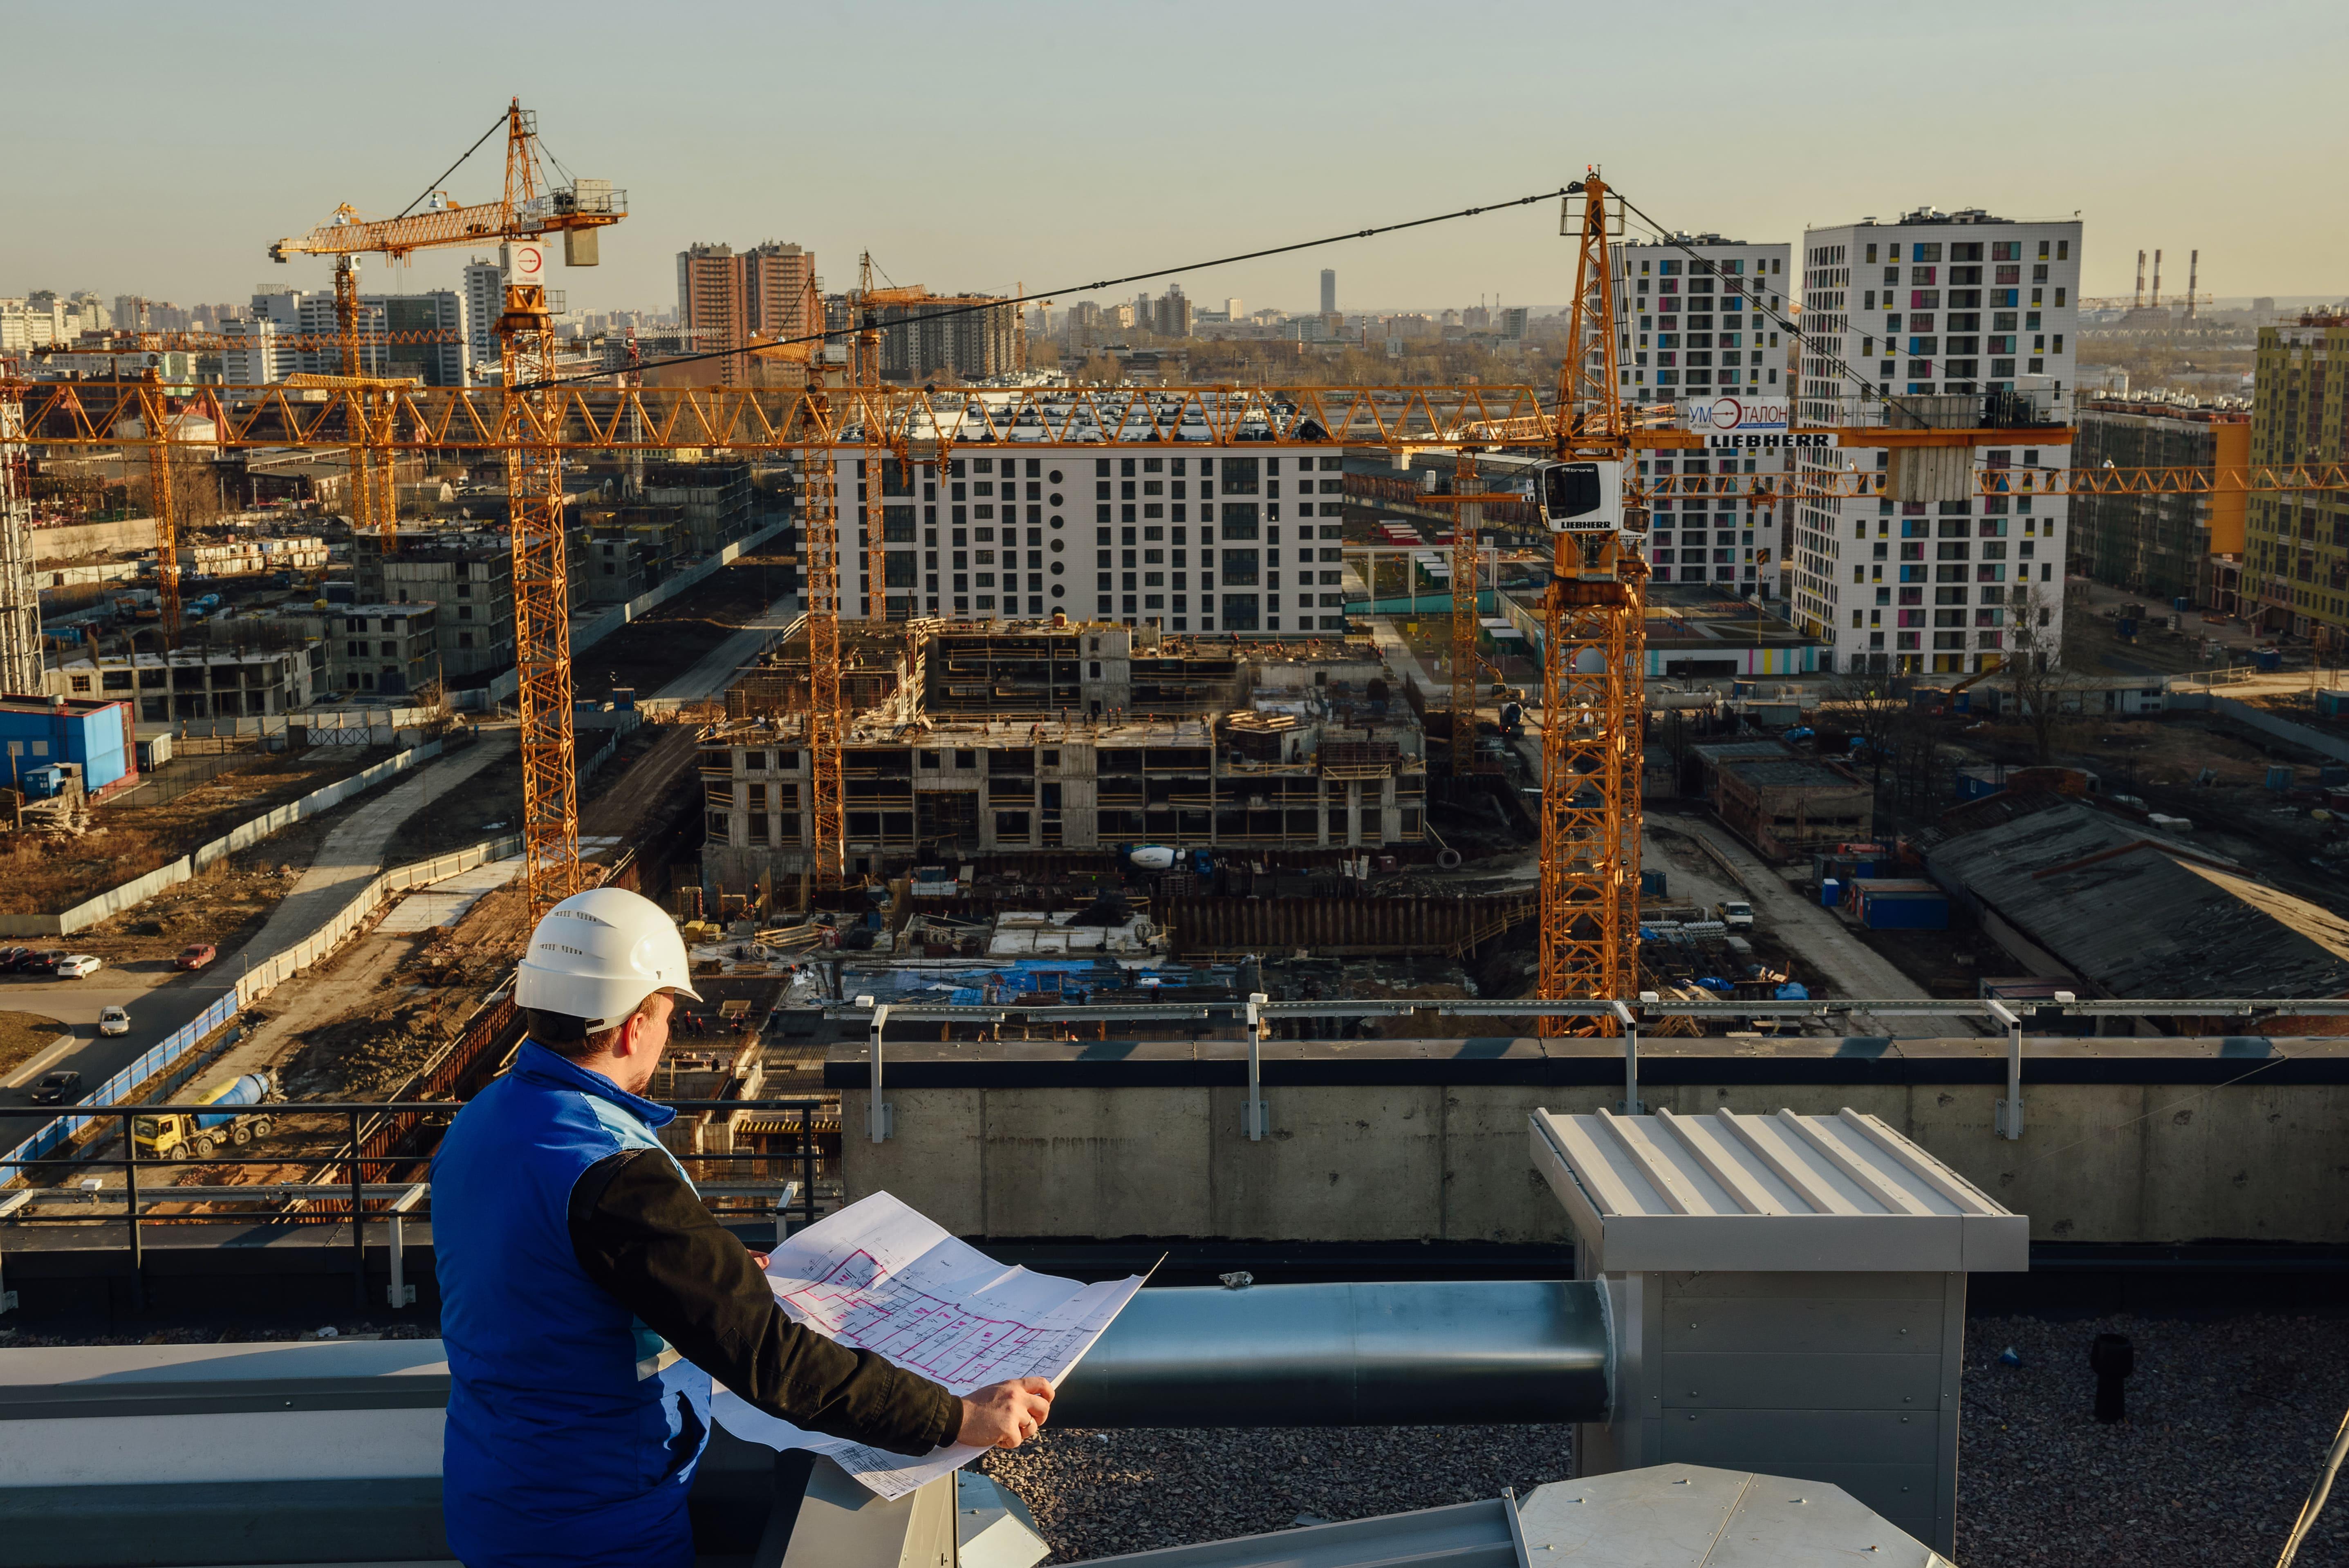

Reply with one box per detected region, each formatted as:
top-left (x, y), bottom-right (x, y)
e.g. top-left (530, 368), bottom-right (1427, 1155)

top-left (655, 593), bottom-right (797, 702)
top-left (0, 733), bottom-right (517, 1112)
top-left (1650, 813), bottom-right (1948, 1037)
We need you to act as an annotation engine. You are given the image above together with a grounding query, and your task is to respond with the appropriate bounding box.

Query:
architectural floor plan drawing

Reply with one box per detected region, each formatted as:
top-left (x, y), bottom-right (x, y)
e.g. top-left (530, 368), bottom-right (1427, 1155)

top-left (711, 1190), bottom-right (1148, 1498)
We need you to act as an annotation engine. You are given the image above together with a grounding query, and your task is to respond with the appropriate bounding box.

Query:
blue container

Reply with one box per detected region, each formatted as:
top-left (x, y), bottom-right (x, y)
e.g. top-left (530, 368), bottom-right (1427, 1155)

top-left (1820, 877), bottom-right (1842, 907)
top-left (2267, 766), bottom-right (2294, 792)
top-left (1863, 893), bottom-right (1950, 930)
top-left (2116, 617), bottom-right (2137, 640)
top-left (2320, 766), bottom-right (2349, 788)
top-left (2173, 597), bottom-right (2191, 613)
top-left (2319, 691), bottom-right (2349, 719)
top-left (1640, 870), bottom-right (1669, 896)
top-left (2257, 649), bottom-right (2284, 672)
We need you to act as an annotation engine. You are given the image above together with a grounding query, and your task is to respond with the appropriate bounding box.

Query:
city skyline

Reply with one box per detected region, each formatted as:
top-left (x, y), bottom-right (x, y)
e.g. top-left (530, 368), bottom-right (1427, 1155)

top-left (4, 0), bottom-right (2344, 320)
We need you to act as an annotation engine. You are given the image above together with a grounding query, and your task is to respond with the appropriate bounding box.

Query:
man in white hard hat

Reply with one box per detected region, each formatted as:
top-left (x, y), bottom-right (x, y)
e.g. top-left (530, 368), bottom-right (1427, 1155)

top-left (432, 887), bottom-right (1051, 1568)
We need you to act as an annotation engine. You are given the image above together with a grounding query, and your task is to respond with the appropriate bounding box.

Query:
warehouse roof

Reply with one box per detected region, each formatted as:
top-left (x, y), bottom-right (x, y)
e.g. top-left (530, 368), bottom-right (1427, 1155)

top-left (1721, 757), bottom-right (1867, 791)
top-left (1926, 804), bottom-right (2349, 1000)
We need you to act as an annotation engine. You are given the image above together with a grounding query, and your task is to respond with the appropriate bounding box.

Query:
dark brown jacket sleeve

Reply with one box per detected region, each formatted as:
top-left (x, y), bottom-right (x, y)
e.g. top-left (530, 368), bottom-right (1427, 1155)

top-left (568, 1147), bottom-right (961, 1455)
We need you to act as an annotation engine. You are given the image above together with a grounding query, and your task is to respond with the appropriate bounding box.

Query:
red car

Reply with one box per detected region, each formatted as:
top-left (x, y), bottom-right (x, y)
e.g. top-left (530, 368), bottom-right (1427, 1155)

top-left (176, 944), bottom-right (218, 972)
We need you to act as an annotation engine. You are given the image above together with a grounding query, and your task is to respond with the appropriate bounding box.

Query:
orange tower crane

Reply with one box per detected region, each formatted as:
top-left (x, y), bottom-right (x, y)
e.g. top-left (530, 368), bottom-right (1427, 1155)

top-left (267, 100), bottom-right (625, 918)
top-left (1537, 173), bottom-right (1643, 1028)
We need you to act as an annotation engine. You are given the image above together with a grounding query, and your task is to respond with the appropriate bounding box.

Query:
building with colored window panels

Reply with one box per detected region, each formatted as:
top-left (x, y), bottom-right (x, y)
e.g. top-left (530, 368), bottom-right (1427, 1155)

top-left (1789, 208), bottom-right (2082, 676)
top-left (2245, 316), bottom-right (2349, 649)
top-left (1616, 237), bottom-right (1795, 601)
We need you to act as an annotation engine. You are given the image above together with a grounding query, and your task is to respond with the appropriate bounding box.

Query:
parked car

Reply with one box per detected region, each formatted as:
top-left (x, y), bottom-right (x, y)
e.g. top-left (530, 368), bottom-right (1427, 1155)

top-left (0, 945), bottom-right (29, 972)
top-left (176, 944), bottom-right (218, 972)
top-left (1715, 900), bottom-right (1755, 931)
top-left (20, 951), bottom-right (63, 975)
top-left (98, 1005), bottom-right (131, 1036)
top-left (27, 1070), bottom-right (81, 1105)
top-left (52, 954), bottom-right (103, 979)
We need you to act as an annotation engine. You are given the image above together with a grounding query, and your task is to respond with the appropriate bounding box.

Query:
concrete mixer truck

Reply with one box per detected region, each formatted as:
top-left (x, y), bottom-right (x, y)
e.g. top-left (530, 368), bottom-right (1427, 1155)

top-left (131, 1071), bottom-right (278, 1162)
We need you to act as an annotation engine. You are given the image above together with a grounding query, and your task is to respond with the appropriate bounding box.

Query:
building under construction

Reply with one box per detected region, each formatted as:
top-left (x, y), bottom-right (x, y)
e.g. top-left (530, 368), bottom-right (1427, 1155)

top-left (699, 618), bottom-right (1425, 883)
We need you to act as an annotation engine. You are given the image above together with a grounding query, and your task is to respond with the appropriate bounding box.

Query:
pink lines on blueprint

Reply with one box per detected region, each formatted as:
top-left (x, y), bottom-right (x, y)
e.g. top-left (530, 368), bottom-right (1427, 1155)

top-left (781, 1250), bottom-right (1066, 1389)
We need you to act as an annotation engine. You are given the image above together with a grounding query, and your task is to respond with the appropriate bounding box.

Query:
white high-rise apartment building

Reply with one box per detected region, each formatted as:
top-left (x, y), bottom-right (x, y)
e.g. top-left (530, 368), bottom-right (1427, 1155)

top-left (832, 443), bottom-right (1349, 633)
top-left (1616, 236), bottom-right (1793, 598)
top-left (1791, 208), bottom-right (2081, 676)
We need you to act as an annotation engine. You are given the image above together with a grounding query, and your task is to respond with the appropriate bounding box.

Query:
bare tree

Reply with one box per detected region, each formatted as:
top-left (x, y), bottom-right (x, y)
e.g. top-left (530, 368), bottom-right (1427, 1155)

top-left (2004, 580), bottom-right (2072, 764)
top-left (1820, 673), bottom-right (1911, 797)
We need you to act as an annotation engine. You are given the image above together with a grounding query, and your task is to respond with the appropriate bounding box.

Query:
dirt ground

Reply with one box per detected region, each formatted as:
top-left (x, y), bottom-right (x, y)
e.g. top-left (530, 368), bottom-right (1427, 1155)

top-left (1843, 909), bottom-right (2017, 999)
top-left (571, 560), bottom-right (788, 702)
top-left (379, 746), bottom-right (524, 865)
top-left (0, 1011), bottom-right (67, 1075)
top-left (0, 745), bottom-right (392, 915)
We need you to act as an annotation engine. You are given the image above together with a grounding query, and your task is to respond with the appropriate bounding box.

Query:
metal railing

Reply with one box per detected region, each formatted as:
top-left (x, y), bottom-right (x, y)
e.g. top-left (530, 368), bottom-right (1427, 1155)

top-left (0, 1097), bottom-right (830, 1314)
top-left (823, 994), bottom-right (2349, 1154)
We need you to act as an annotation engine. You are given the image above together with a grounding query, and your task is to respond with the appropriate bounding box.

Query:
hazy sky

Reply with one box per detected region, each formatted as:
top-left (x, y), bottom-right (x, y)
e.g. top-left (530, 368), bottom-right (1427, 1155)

top-left (8, 0), bottom-right (2345, 320)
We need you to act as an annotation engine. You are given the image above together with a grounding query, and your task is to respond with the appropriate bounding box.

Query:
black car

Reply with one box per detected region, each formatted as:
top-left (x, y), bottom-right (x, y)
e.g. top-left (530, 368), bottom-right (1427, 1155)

top-left (27, 1070), bottom-right (81, 1105)
top-left (20, 951), bottom-right (63, 975)
top-left (0, 946), bottom-right (27, 972)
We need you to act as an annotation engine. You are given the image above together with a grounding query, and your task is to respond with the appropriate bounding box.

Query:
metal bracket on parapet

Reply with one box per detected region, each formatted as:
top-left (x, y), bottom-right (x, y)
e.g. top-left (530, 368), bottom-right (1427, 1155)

top-left (1244, 992), bottom-right (1270, 1141)
top-left (1611, 1000), bottom-right (1642, 1116)
top-left (0, 1189), bottom-right (27, 1313)
top-left (1987, 997), bottom-right (2027, 1141)
top-left (385, 1183), bottom-right (426, 1309)
top-left (862, 997), bottom-right (893, 1143)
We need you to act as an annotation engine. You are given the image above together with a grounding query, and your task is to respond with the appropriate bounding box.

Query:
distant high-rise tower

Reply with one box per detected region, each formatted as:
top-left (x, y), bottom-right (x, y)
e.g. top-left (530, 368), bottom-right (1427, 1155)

top-left (677, 242), bottom-right (747, 385)
top-left (1320, 269), bottom-right (1337, 316)
top-left (742, 241), bottom-right (814, 340)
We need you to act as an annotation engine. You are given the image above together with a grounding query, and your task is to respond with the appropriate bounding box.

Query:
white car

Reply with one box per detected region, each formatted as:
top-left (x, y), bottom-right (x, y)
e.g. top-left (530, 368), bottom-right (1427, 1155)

top-left (54, 954), bottom-right (103, 979)
top-left (98, 1005), bottom-right (130, 1035)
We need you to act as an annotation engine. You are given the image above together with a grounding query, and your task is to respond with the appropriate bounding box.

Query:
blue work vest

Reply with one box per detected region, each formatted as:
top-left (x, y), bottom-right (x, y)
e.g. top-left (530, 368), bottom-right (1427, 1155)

top-left (433, 1042), bottom-right (712, 1568)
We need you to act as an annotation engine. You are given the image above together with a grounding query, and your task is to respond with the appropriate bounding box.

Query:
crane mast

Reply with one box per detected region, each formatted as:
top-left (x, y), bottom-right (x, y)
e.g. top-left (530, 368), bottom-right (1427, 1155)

top-left (1538, 175), bottom-right (1644, 1029)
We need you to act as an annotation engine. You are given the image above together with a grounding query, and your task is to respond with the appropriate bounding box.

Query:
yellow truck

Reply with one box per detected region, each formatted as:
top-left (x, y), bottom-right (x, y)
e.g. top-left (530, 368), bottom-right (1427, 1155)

top-left (132, 1071), bottom-right (277, 1162)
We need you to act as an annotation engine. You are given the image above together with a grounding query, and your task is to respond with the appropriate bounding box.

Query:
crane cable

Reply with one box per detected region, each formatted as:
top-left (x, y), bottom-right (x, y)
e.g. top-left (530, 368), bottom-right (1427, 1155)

top-left (522, 184), bottom-right (1577, 391)
top-left (390, 110), bottom-right (513, 223)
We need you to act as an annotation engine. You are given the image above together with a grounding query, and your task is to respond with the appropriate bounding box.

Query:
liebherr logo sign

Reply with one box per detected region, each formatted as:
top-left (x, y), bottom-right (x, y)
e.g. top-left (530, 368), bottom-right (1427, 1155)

top-left (1682, 396), bottom-right (1826, 450)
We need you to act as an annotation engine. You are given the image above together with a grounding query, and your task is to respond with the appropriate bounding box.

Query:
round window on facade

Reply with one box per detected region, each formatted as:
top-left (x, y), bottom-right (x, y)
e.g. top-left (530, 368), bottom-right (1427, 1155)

top-left (1051, 583), bottom-right (1066, 598)
top-left (1049, 537), bottom-right (1065, 552)
top-left (1049, 515), bottom-right (1065, 529)
top-left (1050, 560), bottom-right (1065, 575)
top-left (1049, 493), bottom-right (1064, 508)
top-left (1049, 470), bottom-right (1063, 485)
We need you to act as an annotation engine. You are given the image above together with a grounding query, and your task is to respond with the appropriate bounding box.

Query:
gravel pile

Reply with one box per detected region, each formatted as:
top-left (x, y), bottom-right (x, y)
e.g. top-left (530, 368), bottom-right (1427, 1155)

top-left (985, 1314), bottom-right (2349, 1566)
top-left (979, 1422), bottom-right (1578, 1562)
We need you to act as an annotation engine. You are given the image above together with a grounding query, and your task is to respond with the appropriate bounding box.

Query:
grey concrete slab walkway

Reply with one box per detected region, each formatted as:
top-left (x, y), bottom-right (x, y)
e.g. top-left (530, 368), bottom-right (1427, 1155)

top-left (244, 732), bottom-right (517, 963)
top-left (654, 594), bottom-right (797, 702)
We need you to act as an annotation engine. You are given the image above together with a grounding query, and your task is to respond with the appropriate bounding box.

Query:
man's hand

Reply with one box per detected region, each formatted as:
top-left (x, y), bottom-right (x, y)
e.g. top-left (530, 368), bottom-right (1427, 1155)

top-left (956, 1377), bottom-right (1053, 1450)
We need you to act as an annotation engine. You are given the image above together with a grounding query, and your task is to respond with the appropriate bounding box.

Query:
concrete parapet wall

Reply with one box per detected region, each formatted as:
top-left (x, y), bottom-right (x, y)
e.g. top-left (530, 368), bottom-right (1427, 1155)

top-left (835, 1036), bottom-right (2349, 1248)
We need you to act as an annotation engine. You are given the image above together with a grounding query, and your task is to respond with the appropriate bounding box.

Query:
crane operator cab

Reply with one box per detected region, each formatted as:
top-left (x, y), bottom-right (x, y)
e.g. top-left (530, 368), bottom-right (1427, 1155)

top-left (1532, 458), bottom-right (1634, 569)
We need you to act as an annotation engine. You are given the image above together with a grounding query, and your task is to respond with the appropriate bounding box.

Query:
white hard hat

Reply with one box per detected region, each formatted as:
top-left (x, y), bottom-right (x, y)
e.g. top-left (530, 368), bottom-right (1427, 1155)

top-left (516, 886), bottom-right (702, 1031)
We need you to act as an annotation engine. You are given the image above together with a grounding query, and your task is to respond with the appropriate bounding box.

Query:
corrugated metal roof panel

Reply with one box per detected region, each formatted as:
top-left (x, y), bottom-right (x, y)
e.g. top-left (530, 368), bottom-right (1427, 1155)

top-left (1529, 1106), bottom-right (2027, 1273)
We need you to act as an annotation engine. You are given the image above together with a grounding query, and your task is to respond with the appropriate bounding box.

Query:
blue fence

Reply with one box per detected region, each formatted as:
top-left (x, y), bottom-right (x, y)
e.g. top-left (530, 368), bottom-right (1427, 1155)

top-left (0, 992), bottom-right (240, 1180)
